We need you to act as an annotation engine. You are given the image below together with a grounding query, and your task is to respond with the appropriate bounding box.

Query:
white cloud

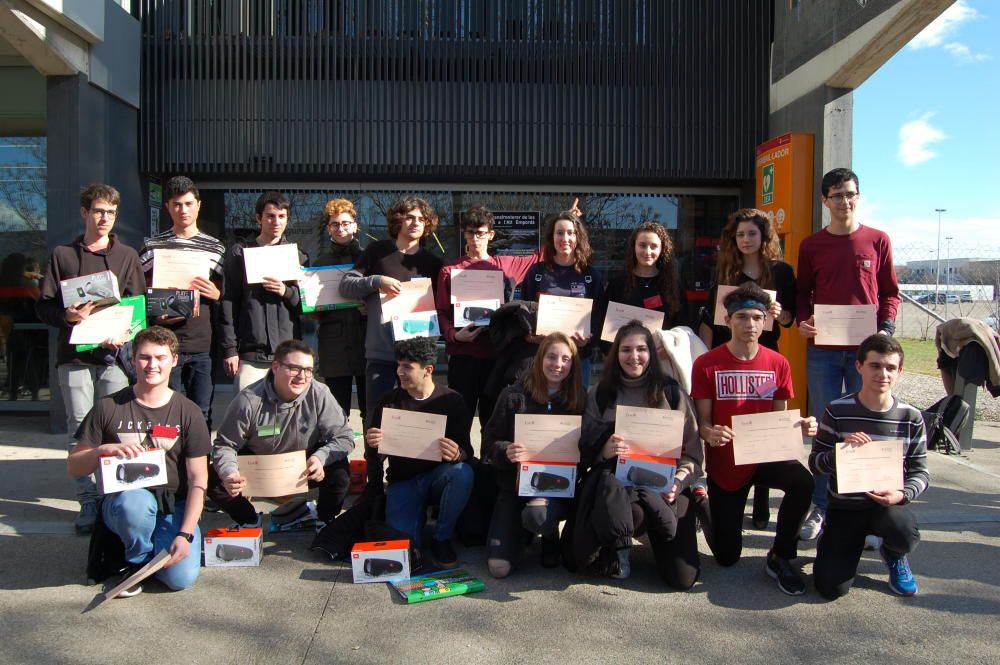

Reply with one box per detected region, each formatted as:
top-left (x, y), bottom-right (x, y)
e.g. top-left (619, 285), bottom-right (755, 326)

top-left (909, 0), bottom-right (990, 62)
top-left (898, 114), bottom-right (946, 166)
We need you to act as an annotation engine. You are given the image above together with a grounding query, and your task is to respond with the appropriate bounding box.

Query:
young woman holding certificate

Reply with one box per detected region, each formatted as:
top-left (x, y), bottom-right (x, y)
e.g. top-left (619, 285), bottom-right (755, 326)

top-left (481, 332), bottom-right (586, 578)
top-left (569, 322), bottom-right (704, 588)
top-left (518, 211), bottom-right (602, 388)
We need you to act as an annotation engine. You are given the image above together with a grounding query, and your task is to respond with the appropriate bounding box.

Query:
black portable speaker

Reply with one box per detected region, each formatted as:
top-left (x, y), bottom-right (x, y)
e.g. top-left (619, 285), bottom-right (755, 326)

top-left (530, 471), bottom-right (570, 492)
top-left (216, 544), bottom-right (255, 562)
top-left (116, 463), bottom-right (160, 484)
top-left (626, 466), bottom-right (669, 488)
top-left (462, 306), bottom-right (495, 321)
top-left (364, 558), bottom-right (404, 576)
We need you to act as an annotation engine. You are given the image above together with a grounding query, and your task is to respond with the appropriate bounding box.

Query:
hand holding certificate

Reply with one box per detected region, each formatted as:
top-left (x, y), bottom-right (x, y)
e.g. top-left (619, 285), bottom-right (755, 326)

top-left (69, 304), bottom-right (135, 345)
top-left (377, 408), bottom-right (447, 461)
top-left (450, 268), bottom-right (503, 303)
top-left (241, 450), bottom-right (309, 497)
top-left (152, 248), bottom-right (211, 289)
top-left (243, 244), bottom-right (303, 284)
top-left (814, 304), bottom-right (877, 346)
top-left (535, 294), bottom-right (593, 337)
top-left (730, 409), bottom-right (807, 465)
top-left (614, 405), bottom-right (683, 458)
top-left (514, 414), bottom-right (581, 463)
top-left (300, 264), bottom-right (360, 312)
top-left (380, 278), bottom-right (436, 323)
top-left (600, 302), bottom-right (665, 342)
top-left (835, 438), bottom-right (904, 494)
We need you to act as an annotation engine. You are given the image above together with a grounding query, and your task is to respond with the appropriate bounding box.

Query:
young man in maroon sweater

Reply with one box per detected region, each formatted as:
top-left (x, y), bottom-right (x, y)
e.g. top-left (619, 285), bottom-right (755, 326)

top-left (796, 168), bottom-right (900, 541)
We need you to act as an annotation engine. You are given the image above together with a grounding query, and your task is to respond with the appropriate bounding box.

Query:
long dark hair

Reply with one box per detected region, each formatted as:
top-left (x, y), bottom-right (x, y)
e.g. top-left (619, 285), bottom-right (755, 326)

top-left (541, 211), bottom-right (593, 273)
top-left (714, 208), bottom-right (782, 289)
top-left (596, 321), bottom-right (669, 408)
top-left (624, 221), bottom-right (680, 315)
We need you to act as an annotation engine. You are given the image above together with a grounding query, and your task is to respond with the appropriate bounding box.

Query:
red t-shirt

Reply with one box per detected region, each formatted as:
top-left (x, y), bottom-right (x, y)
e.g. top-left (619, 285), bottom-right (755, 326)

top-left (690, 344), bottom-right (794, 491)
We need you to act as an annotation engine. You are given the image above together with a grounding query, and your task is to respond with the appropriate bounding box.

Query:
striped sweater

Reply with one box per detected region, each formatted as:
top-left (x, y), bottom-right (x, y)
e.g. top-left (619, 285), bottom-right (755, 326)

top-left (810, 393), bottom-right (929, 509)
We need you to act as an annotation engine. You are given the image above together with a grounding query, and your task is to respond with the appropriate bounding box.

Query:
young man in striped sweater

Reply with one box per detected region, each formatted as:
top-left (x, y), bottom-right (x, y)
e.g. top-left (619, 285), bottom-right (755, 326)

top-left (810, 334), bottom-right (929, 599)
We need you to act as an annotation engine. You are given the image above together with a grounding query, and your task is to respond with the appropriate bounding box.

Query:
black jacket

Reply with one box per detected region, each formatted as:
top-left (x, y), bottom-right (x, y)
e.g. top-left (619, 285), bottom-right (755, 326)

top-left (313, 239), bottom-right (365, 378)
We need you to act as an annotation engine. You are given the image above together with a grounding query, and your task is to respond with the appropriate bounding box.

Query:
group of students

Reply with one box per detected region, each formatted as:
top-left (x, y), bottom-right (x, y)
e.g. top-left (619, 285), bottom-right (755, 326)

top-left (47, 167), bottom-right (928, 601)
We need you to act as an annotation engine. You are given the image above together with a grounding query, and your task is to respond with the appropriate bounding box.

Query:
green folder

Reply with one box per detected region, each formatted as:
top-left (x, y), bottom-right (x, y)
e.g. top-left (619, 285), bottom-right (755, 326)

top-left (75, 294), bottom-right (147, 352)
top-left (390, 568), bottom-right (485, 604)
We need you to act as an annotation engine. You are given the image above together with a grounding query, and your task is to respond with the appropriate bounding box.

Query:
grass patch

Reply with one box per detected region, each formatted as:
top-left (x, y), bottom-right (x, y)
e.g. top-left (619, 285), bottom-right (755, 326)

top-left (898, 338), bottom-right (939, 377)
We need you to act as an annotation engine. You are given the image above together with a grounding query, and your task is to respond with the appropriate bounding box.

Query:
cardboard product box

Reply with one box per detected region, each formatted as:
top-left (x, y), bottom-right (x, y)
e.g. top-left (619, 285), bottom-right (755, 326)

top-left (390, 310), bottom-right (440, 341)
top-left (516, 461), bottom-right (577, 498)
top-left (97, 448), bottom-right (168, 494)
top-left (60, 270), bottom-right (121, 308)
top-left (203, 526), bottom-right (264, 567)
top-left (615, 454), bottom-right (677, 491)
top-left (145, 288), bottom-right (200, 318)
top-left (453, 299), bottom-right (500, 327)
top-left (351, 540), bottom-right (410, 583)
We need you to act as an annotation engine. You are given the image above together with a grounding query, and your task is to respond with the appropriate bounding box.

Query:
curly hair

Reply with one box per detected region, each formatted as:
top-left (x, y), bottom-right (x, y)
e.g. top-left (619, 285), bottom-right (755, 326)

top-left (386, 196), bottom-right (439, 241)
top-left (714, 208), bottom-right (783, 289)
top-left (80, 184), bottom-right (120, 209)
top-left (522, 332), bottom-right (585, 413)
top-left (323, 198), bottom-right (357, 221)
top-left (624, 221), bottom-right (680, 315)
top-left (541, 211), bottom-right (592, 273)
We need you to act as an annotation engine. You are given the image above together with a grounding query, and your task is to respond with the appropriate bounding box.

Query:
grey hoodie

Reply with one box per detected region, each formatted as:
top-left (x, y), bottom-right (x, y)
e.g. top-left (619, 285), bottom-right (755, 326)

top-left (213, 372), bottom-right (355, 478)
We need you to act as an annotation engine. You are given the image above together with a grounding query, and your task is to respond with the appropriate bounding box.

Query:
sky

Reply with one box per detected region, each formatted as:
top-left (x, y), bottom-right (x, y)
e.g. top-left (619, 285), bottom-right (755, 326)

top-left (853, 0), bottom-right (998, 266)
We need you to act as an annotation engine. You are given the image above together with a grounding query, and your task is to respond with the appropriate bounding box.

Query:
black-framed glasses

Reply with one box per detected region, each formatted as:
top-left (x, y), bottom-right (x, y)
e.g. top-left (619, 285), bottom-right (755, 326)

top-left (827, 192), bottom-right (859, 202)
top-left (464, 229), bottom-right (491, 239)
top-left (279, 362), bottom-right (315, 377)
top-left (90, 208), bottom-right (118, 217)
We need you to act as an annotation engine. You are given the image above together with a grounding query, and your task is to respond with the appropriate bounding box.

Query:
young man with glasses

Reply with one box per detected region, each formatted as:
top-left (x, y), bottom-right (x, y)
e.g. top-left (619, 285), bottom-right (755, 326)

top-left (37, 183), bottom-right (146, 535)
top-left (210, 339), bottom-right (355, 527)
top-left (796, 168), bottom-right (900, 541)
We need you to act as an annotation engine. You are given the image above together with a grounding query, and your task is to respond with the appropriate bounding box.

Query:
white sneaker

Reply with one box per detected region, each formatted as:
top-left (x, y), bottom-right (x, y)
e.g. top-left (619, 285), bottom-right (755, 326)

top-left (864, 534), bottom-right (882, 551)
top-left (799, 506), bottom-right (824, 541)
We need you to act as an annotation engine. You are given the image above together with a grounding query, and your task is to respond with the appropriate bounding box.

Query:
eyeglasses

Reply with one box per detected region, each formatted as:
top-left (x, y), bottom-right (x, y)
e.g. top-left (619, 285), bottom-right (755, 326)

top-left (90, 208), bottom-right (118, 218)
top-left (327, 220), bottom-right (356, 229)
top-left (463, 229), bottom-right (491, 239)
top-left (279, 362), bottom-right (315, 377)
top-left (826, 192), bottom-right (859, 202)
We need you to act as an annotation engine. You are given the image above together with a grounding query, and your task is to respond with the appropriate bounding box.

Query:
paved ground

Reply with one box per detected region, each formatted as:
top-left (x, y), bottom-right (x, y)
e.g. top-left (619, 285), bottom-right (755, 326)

top-left (1, 404), bottom-right (998, 665)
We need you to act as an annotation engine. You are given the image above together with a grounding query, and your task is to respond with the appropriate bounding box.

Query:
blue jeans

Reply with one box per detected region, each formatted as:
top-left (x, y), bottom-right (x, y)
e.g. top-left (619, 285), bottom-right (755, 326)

top-left (101, 490), bottom-right (201, 591)
top-left (364, 359), bottom-right (398, 430)
top-left (385, 463), bottom-right (474, 547)
top-left (580, 357), bottom-right (593, 392)
top-left (168, 352), bottom-right (214, 427)
top-left (806, 346), bottom-right (863, 510)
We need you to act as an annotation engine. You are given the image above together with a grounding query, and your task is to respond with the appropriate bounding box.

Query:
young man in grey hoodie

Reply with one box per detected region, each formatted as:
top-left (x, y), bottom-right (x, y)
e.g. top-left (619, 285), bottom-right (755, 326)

top-left (210, 339), bottom-right (355, 526)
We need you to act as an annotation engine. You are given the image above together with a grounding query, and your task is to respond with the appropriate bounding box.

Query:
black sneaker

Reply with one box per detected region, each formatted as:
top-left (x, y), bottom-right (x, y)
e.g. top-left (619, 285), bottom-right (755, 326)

top-left (107, 565), bottom-right (144, 599)
top-left (428, 538), bottom-right (458, 569)
top-left (540, 536), bottom-right (561, 568)
top-left (765, 550), bottom-right (805, 596)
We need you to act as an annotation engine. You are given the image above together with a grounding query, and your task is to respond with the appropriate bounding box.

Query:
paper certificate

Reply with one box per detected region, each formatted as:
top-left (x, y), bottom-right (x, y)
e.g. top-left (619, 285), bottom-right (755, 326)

top-left (380, 278), bottom-right (436, 323)
top-left (241, 450), bottom-right (308, 497)
top-left (69, 304), bottom-right (135, 344)
top-left (535, 294), bottom-right (593, 337)
top-left (151, 248), bottom-right (211, 289)
top-left (600, 301), bottom-right (666, 342)
top-left (450, 268), bottom-right (504, 303)
top-left (514, 414), bottom-right (582, 463)
top-left (243, 244), bottom-right (303, 284)
top-left (300, 264), bottom-right (360, 312)
top-left (378, 408), bottom-right (447, 461)
top-left (713, 285), bottom-right (777, 331)
top-left (731, 409), bottom-right (805, 465)
top-left (835, 439), bottom-right (904, 494)
top-left (814, 304), bottom-right (877, 346)
top-left (614, 405), bottom-right (684, 458)
top-left (95, 550), bottom-right (170, 607)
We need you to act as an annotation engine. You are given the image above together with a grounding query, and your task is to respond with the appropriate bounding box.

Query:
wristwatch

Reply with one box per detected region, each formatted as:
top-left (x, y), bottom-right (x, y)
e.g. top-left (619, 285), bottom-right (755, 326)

top-left (177, 531), bottom-right (194, 543)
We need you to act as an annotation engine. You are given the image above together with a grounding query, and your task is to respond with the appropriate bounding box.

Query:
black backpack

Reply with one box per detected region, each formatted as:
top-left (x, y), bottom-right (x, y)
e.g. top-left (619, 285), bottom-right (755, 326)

top-left (922, 395), bottom-right (970, 456)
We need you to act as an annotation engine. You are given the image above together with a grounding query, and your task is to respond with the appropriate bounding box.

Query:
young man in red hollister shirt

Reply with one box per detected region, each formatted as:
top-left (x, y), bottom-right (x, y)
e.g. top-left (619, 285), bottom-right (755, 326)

top-left (691, 284), bottom-right (817, 595)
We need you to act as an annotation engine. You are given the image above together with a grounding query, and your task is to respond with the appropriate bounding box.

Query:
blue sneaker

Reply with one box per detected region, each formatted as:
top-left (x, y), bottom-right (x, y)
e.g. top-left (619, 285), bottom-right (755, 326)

top-left (880, 546), bottom-right (918, 596)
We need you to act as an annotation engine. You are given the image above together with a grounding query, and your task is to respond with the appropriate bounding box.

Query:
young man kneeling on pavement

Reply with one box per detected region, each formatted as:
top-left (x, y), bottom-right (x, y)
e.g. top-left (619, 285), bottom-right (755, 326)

top-left (364, 337), bottom-right (474, 569)
top-left (68, 327), bottom-right (210, 597)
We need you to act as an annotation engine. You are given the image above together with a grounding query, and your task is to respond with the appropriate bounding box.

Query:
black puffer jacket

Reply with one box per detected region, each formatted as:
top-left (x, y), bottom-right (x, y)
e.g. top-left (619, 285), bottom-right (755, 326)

top-left (313, 239), bottom-right (365, 378)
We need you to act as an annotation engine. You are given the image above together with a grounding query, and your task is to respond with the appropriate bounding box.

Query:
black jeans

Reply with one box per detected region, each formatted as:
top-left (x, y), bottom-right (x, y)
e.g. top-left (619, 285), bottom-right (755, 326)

top-left (447, 354), bottom-right (497, 436)
top-left (707, 460), bottom-right (813, 565)
top-left (814, 503), bottom-right (920, 599)
top-left (208, 457), bottom-right (351, 524)
top-left (325, 374), bottom-right (366, 426)
top-left (487, 482), bottom-right (568, 564)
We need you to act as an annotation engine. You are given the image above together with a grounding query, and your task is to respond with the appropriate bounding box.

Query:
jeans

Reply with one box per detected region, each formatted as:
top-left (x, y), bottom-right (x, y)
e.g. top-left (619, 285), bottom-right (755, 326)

top-left (101, 490), bottom-right (201, 591)
top-left (487, 486), bottom-right (567, 564)
top-left (169, 351), bottom-right (214, 426)
top-left (447, 355), bottom-right (497, 433)
top-left (60, 363), bottom-right (129, 505)
top-left (807, 346), bottom-right (863, 511)
top-left (385, 463), bottom-right (474, 547)
top-left (580, 357), bottom-right (593, 392)
top-left (362, 359), bottom-right (399, 488)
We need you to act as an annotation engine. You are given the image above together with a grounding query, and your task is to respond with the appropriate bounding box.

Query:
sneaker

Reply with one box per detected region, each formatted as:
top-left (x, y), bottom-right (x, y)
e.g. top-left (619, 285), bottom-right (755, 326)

top-left (864, 534), bottom-right (882, 551)
top-left (231, 512), bottom-right (263, 530)
top-left (764, 550), bottom-right (805, 596)
top-left (74, 501), bottom-right (98, 536)
top-left (880, 546), bottom-right (918, 596)
top-left (203, 496), bottom-right (222, 513)
top-left (428, 538), bottom-right (458, 569)
top-left (108, 565), bottom-right (144, 599)
top-left (611, 547), bottom-right (631, 579)
top-left (540, 536), bottom-right (561, 568)
top-left (692, 479), bottom-right (708, 498)
top-left (799, 505), bottom-right (824, 541)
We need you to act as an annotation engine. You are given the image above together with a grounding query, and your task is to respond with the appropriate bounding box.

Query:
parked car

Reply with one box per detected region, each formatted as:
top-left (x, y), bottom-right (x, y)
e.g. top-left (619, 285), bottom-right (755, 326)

top-left (916, 293), bottom-right (959, 304)
top-left (984, 313), bottom-right (999, 332)
top-left (960, 292), bottom-right (974, 303)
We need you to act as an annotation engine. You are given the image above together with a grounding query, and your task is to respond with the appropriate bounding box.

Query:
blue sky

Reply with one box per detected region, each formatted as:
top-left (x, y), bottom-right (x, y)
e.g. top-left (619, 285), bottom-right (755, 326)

top-left (854, 0), bottom-right (998, 266)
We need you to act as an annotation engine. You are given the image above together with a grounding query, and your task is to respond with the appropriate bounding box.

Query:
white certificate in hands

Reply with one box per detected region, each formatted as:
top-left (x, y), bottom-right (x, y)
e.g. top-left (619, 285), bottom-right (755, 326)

top-left (378, 408), bottom-right (446, 462)
top-left (243, 244), bottom-right (303, 284)
top-left (600, 301), bottom-right (665, 342)
top-left (380, 278), bottom-right (436, 323)
top-left (450, 268), bottom-right (504, 303)
top-left (835, 439), bottom-right (904, 494)
top-left (814, 304), bottom-right (877, 346)
top-left (731, 409), bottom-right (805, 465)
top-left (614, 405), bottom-right (684, 458)
top-left (69, 304), bottom-right (135, 344)
top-left (241, 450), bottom-right (309, 497)
top-left (151, 248), bottom-right (211, 289)
top-left (713, 285), bottom-right (777, 331)
top-left (514, 414), bottom-right (582, 463)
top-left (300, 264), bottom-right (360, 312)
top-left (535, 294), bottom-right (593, 337)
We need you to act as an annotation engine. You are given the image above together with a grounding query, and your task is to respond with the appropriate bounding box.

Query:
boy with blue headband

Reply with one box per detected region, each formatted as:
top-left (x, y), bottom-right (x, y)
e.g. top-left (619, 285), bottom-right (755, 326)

top-left (691, 284), bottom-right (817, 595)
